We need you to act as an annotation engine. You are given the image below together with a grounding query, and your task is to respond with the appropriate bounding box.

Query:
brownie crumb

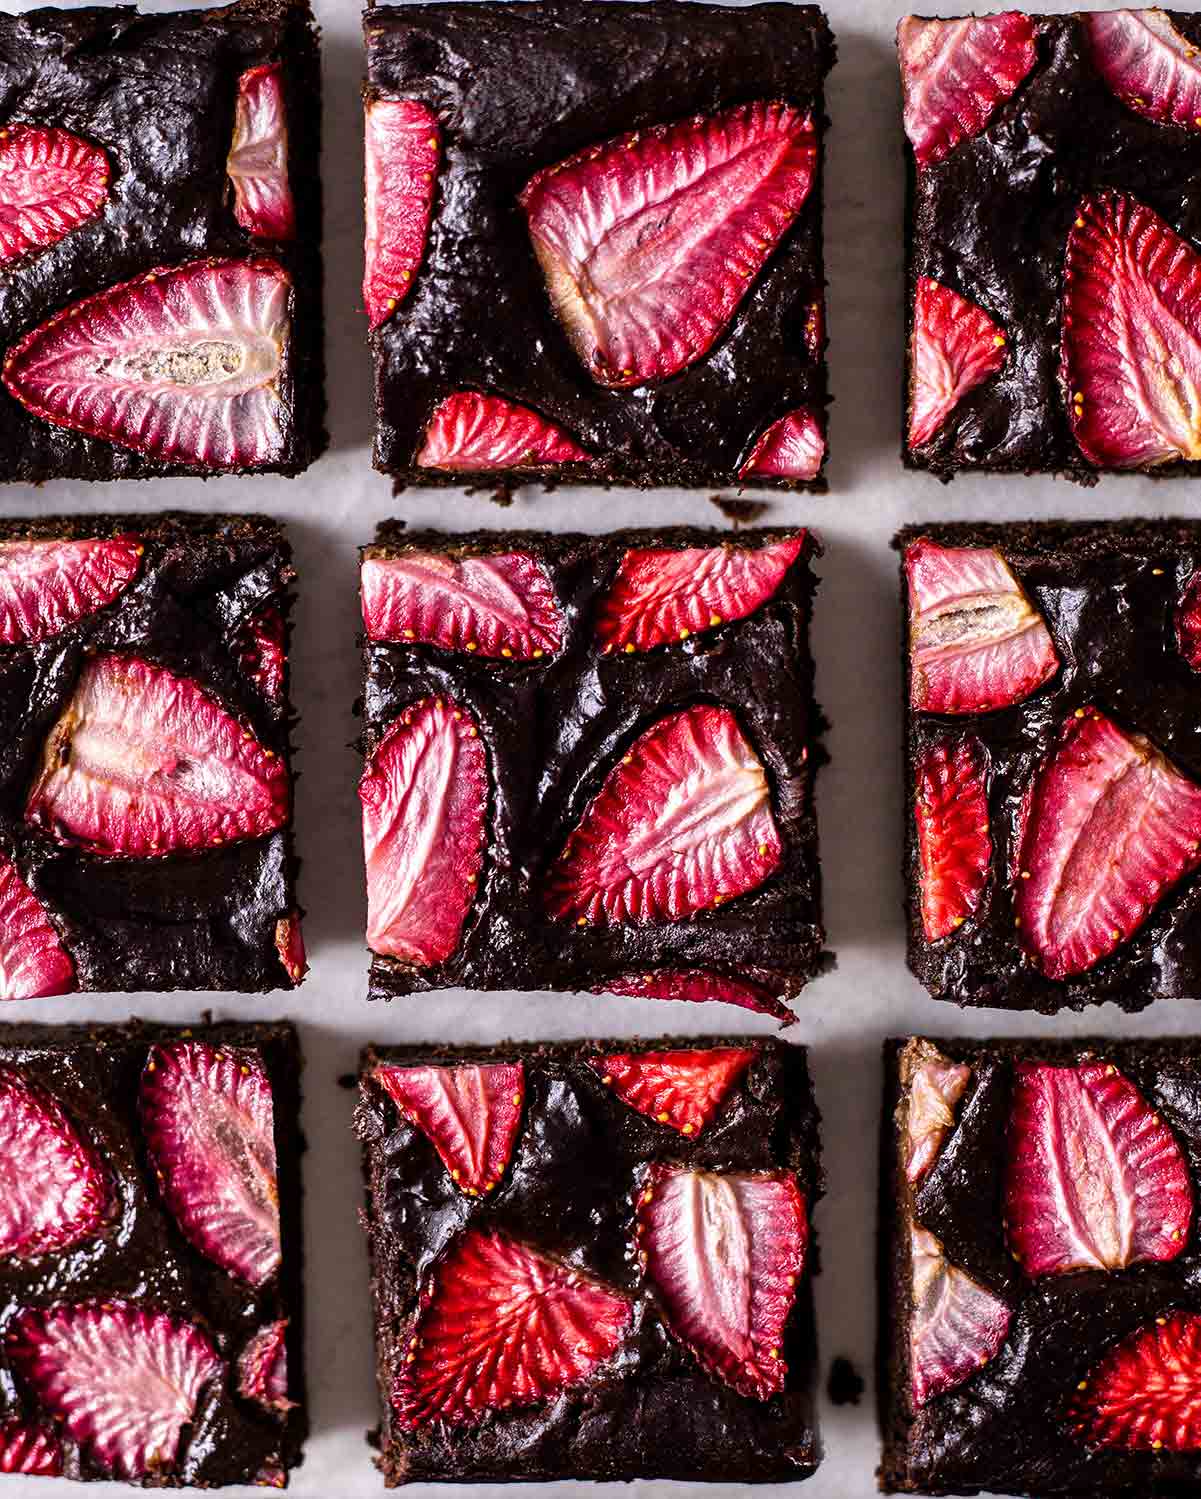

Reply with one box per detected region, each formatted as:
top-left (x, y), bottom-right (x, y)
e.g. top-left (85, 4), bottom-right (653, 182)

top-left (827, 1355), bottom-right (864, 1406)
top-left (710, 496), bottom-right (771, 525)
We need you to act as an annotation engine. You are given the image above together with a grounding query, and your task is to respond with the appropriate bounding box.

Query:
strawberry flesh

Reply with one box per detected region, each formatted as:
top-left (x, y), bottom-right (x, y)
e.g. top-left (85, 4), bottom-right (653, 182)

top-left (0, 1067), bottom-right (108, 1258)
top-left (1177, 569), bottom-right (1201, 671)
top-left (364, 98), bottom-right (439, 329)
top-left (739, 408), bottom-right (826, 481)
top-left (416, 391), bottom-right (587, 472)
top-left (228, 64), bottom-right (294, 241)
top-left (0, 854), bottom-right (75, 1001)
top-left (0, 535), bottom-right (141, 644)
top-left (904, 1040), bottom-right (971, 1184)
top-left (373, 1061), bottom-right (523, 1196)
top-left (0, 1419), bottom-right (61, 1476)
top-left (25, 653), bottom-right (289, 858)
top-left (597, 968), bottom-right (794, 1023)
top-left (589, 1047), bottom-right (756, 1136)
top-left (1083, 10), bottom-right (1201, 129)
top-left (238, 606), bottom-right (286, 702)
top-left (238, 1321), bottom-right (294, 1414)
top-left (0, 124), bottom-right (109, 265)
top-left (1069, 1310), bottom-right (1201, 1450)
top-left (909, 277), bottom-right (1007, 448)
top-left (914, 736), bottom-right (992, 941)
top-left (520, 100), bottom-right (817, 388)
top-left (274, 912), bottom-right (306, 985)
top-left (140, 1041), bottom-right (281, 1287)
top-left (1013, 706), bottom-right (1201, 978)
top-left (910, 1226), bottom-right (1010, 1407)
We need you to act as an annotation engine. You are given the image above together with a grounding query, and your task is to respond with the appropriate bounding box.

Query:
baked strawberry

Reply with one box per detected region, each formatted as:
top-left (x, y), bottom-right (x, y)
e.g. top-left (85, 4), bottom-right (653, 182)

top-left (140, 1042), bottom-right (281, 1287)
top-left (1005, 1060), bottom-right (1192, 1276)
top-left (636, 1165), bottom-right (806, 1399)
top-left (25, 653), bottom-right (289, 858)
top-left (274, 912), bottom-right (306, 985)
top-left (0, 855), bottom-right (74, 1001)
top-left (1177, 569), bottom-right (1201, 671)
top-left (416, 391), bottom-right (587, 472)
top-left (2, 257), bottom-right (292, 469)
top-left (595, 535), bottom-right (804, 655)
top-left (910, 1226), bottom-right (1010, 1407)
top-left (0, 124), bottom-right (109, 265)
top-left (238, 606), bottom-right (286, 702)
top-left (373, 1061), bottom-right (523, 1195)
top-left (898, 14), bottom-right (1038, 168)
top-left (739, 408), bottom-right (825, 481)
top-left (903, 1040), bottom-right (971, 1184)
top-left (914, 736), bottom-right (992, 942)
top-left (905, 538), bottom-right (1059, 715)
top-left (1082, 9), bottom-right (1201, 130)
top-left (1013, 706), bottom-right (1201, 979)
top-left (363, 97), bottom-right (439, 329)
top-left (520, 100), bottom-right (816, 388)
top-left (1062, 191), bottom-right (1201, 468)
top-left (361, 697), bottom-right (487, 966)
top-left (361, 549), bottom-right (563, 659)
top-left (1068, 1310), bottom-right (1201, 1450)
top-left (908, 278), bottom-right (1007, 448)
top-left (239, 1321), bottom-right (293, 1414)
top-left (0, 1419), bottom-right (61, 1476)
top-left (0, 1067), bottom-right (107, 1258)
top-left (0, 535), bottom-right (141, 644)
top-left (227, 63), bottom-right (295, 240)
top-left (589, 1047), bottom-right (755, 1136)
top-left (6, 1301), bottom-right (221, 1479)
top-left (395, 1227), bottom-right (631, 1428)
top-left (596, 968), bottom-right (794, 1023)
top-left (545, 704), bottom-right (780, 925)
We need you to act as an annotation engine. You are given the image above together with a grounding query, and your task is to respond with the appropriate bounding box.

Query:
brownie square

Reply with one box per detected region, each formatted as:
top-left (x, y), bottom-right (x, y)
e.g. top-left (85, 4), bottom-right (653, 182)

top-left (898, 519), bottom-right (1201, 1014)
top-left (358, 525), bottom-right (826, 1016)
top-left (0, 1017), bottom-right (304, 1487)
top-left (357, 1035), bottom-right (822, 1484)
top-left (363, 2), bottom-right (833, 492)
top-left (0, 0), bottom-right (324, 481)
top-left (899, 10), bottom-right (1201, 480)
top-left (0, 512), bottom-right (304, 997)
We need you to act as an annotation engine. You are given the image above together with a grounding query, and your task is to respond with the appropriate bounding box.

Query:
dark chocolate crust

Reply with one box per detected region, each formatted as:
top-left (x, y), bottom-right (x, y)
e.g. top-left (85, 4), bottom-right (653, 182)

top-left (360, 525), bottom-right (826, 1004)
top-left (364, 1), bottom-right (833, 491)
top-left (0, 1017), bottom-right (305, 1488)
top-left (897, 518), bottom-right (1201, 1014)
top-left (357, 1035), bottom-right (822, 1485)
top-left (902, 10), bottom-right (1201, 481)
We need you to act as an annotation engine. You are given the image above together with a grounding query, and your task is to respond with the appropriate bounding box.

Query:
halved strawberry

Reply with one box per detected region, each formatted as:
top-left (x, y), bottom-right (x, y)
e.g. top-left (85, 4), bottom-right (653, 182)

top-left (1177, 569), bottom-right (1201, 672)
top-left (2, 257), bottom-right (292, 469)
top-left (520, 100), bottom-right (816, 388)
top-left (361, 550), bottom-right (563, 659)
top-left (914, 736), bottom-right (992, 942)
top-left (589, 1047), bottom-right (755, 1137)
top-left (25, 653), bottom-right (289, 858)
top-left (0, 535), bottom-right (141, 644)
top-left (238, 1321), bottom-right (294, 1414)
top-left (595, 535), bottom-right (804, 655)
top-left (1062, 191), bottom-right (1201, 468)
top-left (1068, 1310), bottom-right (1201, 1450)
top-left (0, 1419), bottom-right (61, 1476)
top-left (898, 14), bottom-right (1038, 168)
top-left (361, 697), bottom-right (487, 966)
top-left (545, 704), bottom-right (780, 925)
top-left (363, 97), bottom-right (439, 329)
top-left (395, 1227), bottom-right (631, 1428)
top-left (274, 912), bottom-right (306, 985)
top-left (373, 1061), bottom-right (523, 1195)
top-left (910, 1226), bottom-right (1010, 1407)
top-left (903, 1040), bottom-right (971, 1184)
top-left (6, 1301), bottom-right (222, 1479)
top-left (596, 968), bottom-right (794, 1024)
top-left (227, 63), bottom-right (295, 240)
top-left (0, 124), bottom-right (109, 265)
top-left (636, 1164), bottom-right (806, 1399)
top-left (140, 1042), bottom-right (280, 1287)
top-left (908, 278), bottom-right (1008, 448)
top-left (1082, 10), bottom-right (1201, 129)
top-left (0, 1067), bottom-right (107, 1258)
top-left (0, 855), bottom-right (74, 1001)
top-left (238, 606), bottom-right (286, 702)
top-left (1013, 706), bottom-right (1201, 979)
top-left (1005, 1060), bottom-right (1192, 1276)
top-left (905, 538), bottom-right (1059, 715)
top-left (416, 392), bottom-right (587, 472)
top-left (739, 409), bottom-right (826, 481)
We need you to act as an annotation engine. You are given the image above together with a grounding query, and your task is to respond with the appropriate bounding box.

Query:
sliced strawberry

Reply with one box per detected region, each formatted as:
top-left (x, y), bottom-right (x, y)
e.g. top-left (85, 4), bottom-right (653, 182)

top-left (0, 855), bottom-right (74, 1001)
top-left (0, 1067), bottom-right (107, 1258)
top-left (227, 63), bottom-right (295, 240)
top-left (363, 97), bottom-right (439, 329)
top-left (903, 1040), bottom-right (971, 1184)
top-left (395, 1227), bottom-right (631, 1428)
top-left (1177, 569), bottom-right (1201, 672)
top-left (25, 654), bottom-right (288, 858)
top-left (1068, 1310), bottom-right (1201, 1450)
top-left (274, 912), bottom-right (306, 985)
top-left (238, 606), bottom-right (286, 703)
top-left (361, 550), bottom-right (563, 659)
top-left (361, 697), bottom-right (487, 966)
top-left (0, 124), bottom-right (109, 265)
top-left (914, 736), bottom-right (992, 942)
top-left (2, 257), bottom-right (292, 469)
top-left (140, 1041), bottom-right (280, 1287)
top-left (590, 1047), bottom-right (755, 1137)
top-left (238, 1321), bottom-right (294, 1414)
top-left (520, 100), bottom-right (817, 388)
top-left (416, 392), bottom-right (587, 472)
top-left (908, 277), bottom-right (1007, 448)
top-left (0, 535), bottom-right (141, 645)
top-left (373, 1061), bottom-right (523, 1196)
top-left (597, 968), bottom-right (794, 1023)
top-left (898, 14), bottom-right (1038, 168)
top-left (739, 408), bottom-right (825, 481)
top-left (6, 1301), bottom-right (222, 1479)
top-left (1013, 706), bottom-right (1201, 979)
top-left (0, 1419), bottom-right (61, 1476)
top-left (596, 535), bottom-right (804, 654)
top-left (905, 538), bottom-right (1059, 715)
top-left (1005, 1060), bottom-right (1192, 1276)
top-left (636, 1165), bottom-right (806, 1399)
top-left (1062, 191), bottom-right (1201, 468)
top-left (910, 1226), bottom-right (1010, 1407)
top-left (545, 704), bottom-right (780, 926)
top-left (1083, 10), bottom-right (1201, 129)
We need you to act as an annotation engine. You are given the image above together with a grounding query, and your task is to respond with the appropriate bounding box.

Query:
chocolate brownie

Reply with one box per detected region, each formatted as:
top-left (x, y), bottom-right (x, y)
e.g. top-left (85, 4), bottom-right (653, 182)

top-left (0, 0), bottom-right (324, 481)
top-left (0, 1017), bottom-right (304, 1488)
top-left (363, 2), bottom-right (833, 492)
top-left (357, 525), bottom-right (826, 1018)
top-left (900, 10), bottom-right (1201, 480)
top-left (357, 1035), bottom-right (821, 1485)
